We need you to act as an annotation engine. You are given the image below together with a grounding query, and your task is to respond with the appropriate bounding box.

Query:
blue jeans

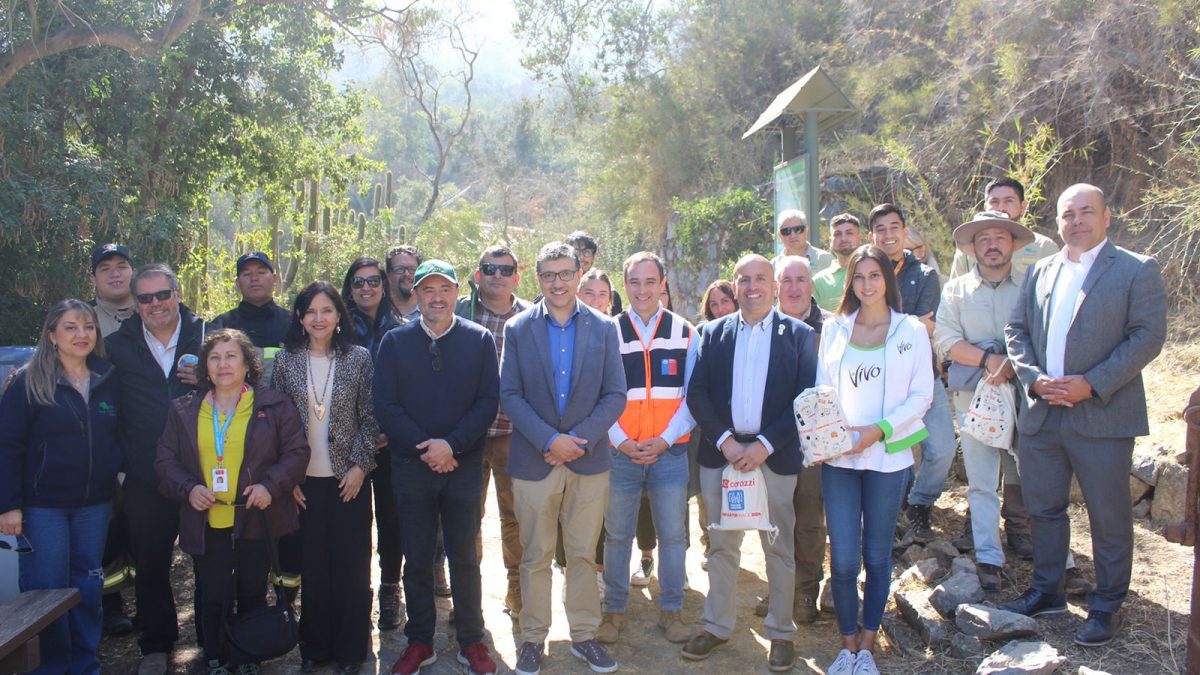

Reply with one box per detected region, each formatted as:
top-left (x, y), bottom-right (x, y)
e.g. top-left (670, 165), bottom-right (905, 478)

top-left (908, 381), bottom-right (957, 506)
top-left (822, 465), bottom-right (907, 636)
top-left (602, 447), bottom-right (689, 613)
top-left (19, 502), bottom-right (111, 675)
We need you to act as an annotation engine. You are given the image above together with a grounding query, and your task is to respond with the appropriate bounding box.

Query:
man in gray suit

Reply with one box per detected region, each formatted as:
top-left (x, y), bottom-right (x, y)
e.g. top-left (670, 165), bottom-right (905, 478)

top-left (500, 241), bottom-right (628, 675)
top-left (1002, 183), bottom-right (1167, 647)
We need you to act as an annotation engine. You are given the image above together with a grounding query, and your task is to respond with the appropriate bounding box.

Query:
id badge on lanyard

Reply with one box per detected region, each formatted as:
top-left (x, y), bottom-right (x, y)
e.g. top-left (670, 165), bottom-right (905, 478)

top-left (211, 387), bottom-right (245, 493)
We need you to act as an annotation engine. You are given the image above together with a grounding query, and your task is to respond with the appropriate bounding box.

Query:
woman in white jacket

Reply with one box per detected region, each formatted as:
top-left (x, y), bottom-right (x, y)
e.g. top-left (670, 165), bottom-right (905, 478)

top-left (818, 245), bottom-right (934, 675)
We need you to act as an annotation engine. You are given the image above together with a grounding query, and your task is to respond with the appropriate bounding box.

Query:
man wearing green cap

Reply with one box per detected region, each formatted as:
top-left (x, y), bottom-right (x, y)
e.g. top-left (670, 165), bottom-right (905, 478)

top-left (374, 259), bottom-right (501, 675)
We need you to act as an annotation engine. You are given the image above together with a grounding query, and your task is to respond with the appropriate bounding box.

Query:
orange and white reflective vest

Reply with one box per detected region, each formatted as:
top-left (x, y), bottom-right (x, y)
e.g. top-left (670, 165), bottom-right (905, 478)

top-left (616, 309), bottom-right (692, 443)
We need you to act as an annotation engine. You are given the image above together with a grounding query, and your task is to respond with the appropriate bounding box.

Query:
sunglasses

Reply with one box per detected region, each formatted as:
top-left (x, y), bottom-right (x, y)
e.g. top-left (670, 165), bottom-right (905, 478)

top-left (779, 225), bottom-right (807, 237)
top-left (389, 265), bottom-right (416, 276)
top-left (480, 263), bottom-right (516, 277)
top-left (0, 533), bottom-right (33, 553)
top-left (136, 289), bottom-right (174, 305)
top-left (537, 270), bottom-right (578, 283)
top-left (351, 275), bottom-right (382, 289)
top-left (428, 340), bottom-right (442, 372)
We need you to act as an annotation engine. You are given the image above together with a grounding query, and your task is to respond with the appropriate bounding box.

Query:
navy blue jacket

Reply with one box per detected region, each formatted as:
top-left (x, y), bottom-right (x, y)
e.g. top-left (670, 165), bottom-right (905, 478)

top-left (892, 250), bottom-right (941, 317)
top-left (0, 356), bottom-right (122, 512)
top-left (687, 310), bottom-right (817, 476)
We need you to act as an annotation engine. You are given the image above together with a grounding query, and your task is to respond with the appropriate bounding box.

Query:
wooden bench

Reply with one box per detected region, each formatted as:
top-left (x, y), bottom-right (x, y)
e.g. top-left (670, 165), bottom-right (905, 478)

top-left (0, 589), bottom-right (79, 673)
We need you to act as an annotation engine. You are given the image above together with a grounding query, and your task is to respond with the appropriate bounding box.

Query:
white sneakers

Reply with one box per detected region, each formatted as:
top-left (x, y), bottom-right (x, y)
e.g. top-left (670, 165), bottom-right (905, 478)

top-left (853, 650), bottom-right (880, 675)
top-left (827, 649), bottom-right (879, 675)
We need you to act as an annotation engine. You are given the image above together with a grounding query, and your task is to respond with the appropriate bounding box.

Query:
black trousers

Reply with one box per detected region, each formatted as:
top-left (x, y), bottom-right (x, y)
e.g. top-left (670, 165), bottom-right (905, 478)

top-left (193, 527), bottom-right (268, 664)
top-left (372, 453), bottom-right (404, 584)
top-left (123, 478), bottom-right (181, 655)
top-left (299, 477), bottom-right (373, 665)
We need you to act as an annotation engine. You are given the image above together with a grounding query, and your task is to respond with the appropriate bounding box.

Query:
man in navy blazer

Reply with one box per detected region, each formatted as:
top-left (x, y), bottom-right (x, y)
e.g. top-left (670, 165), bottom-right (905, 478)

top-left (680, 254), bottom-right (817, 671)
top-left (500, 242), bottom-right (627, 675)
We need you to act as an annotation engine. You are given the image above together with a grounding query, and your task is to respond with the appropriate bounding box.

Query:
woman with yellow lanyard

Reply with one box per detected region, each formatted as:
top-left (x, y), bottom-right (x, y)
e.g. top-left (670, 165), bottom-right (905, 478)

top-left (155, 328), bottom-right (309, 675)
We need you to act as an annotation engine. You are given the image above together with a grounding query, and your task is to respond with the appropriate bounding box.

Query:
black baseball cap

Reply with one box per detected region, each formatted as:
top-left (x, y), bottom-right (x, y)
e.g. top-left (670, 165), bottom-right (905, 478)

top-left (91, 243), bottom-right (132, 273)
top-left (236, 251), bottom-right (275, 274)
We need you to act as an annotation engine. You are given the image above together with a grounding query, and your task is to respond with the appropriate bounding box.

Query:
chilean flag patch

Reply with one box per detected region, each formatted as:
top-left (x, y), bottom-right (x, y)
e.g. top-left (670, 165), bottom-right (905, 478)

top-left (661, 358), bottom-right (679, 376)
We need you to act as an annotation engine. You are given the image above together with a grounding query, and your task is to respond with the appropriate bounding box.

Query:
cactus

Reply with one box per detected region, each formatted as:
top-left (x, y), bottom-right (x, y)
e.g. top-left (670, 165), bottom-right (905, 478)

top-left (373, 183), bottom-right (383, 214)
top-left (385, 171), bottom-right (394, 208)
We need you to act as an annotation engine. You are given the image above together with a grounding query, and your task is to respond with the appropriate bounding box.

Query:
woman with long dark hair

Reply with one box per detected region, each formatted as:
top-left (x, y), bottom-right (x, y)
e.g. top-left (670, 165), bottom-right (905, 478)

top-left (342, 257), bottom-right (401, 356)
top-left (817, 246), bottom-right (934, 675)
top-left (271, 282), bottom-right (379, 673)
top-left (155, 329), bottom-right (309, 675)
top-left (0, 299), bottom-right (122, 674)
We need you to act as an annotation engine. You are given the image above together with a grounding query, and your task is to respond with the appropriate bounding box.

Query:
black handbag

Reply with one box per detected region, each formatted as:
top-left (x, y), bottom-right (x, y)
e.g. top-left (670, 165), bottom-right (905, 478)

top-left (224, 509), bottom-right (299, 665)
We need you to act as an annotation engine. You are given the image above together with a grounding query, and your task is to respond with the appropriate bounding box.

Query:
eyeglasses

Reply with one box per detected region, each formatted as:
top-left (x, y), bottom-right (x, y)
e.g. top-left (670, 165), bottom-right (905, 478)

top-left (779, 225), bottom-right (806, 236)
top-left (537, 269), bottom-right (578, 283)
top-left (389, 265), bottom-right (416, 276)
top-left (480, 263), bottom-right (516, 277)
top-left (428, 340), bottom-right (442, 372)
top-left (0, 533), bottom-right (33, 553)
top-left (136, 289), bottom-right (174, 305)
top-left (574, 248), bottom-right (595, 259)
top-left (351, 275), bottom-right (382, 289)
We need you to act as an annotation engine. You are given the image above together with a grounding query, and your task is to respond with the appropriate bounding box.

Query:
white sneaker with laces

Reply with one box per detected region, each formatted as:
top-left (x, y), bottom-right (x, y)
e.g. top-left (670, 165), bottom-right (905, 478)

top-left (852, 650), bottom-right (880, 675)
top-left (827, 648), bottom-right (855, 675)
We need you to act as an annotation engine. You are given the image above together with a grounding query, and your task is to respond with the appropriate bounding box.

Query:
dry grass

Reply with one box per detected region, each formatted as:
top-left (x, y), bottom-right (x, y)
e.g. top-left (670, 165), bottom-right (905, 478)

top-left (1142, 302), bottom-right (1200, 456)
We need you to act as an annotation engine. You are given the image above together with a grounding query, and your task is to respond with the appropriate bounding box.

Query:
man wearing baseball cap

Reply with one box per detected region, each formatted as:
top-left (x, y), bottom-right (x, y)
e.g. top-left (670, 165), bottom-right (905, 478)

top-left (90, 243), bottom-right (136, 337)
top-left (374, 260), bottom-right (501, 675)
top-left (210, 252), bottom-right (290, 352)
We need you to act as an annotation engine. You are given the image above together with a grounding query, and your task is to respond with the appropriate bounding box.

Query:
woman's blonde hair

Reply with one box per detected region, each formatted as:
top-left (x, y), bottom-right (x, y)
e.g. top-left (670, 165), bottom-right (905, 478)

top-left (22, 299), bottom-right (105, 406)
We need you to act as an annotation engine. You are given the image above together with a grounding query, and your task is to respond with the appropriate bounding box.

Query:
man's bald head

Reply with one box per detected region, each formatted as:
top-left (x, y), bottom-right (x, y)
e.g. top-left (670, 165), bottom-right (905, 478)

top-left (733, 254), bottom-right (776, 321)
top-left (1056, 183), bottom-right (1111, 255)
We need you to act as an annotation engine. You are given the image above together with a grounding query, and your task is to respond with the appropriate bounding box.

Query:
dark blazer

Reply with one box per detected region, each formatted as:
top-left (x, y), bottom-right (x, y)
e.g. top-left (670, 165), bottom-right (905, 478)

top-left (500, 300), bottom-right (627, 481)
top-left (688, 309), bottom-right (817, 475)
top-left (154, 387), bottom-right (310, 556)
top-left (1005, 240), bottom-right (1167, 437)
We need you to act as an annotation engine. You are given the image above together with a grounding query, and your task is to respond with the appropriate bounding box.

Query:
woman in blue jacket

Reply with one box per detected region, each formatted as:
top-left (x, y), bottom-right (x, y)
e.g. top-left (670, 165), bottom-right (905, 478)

top-left (0, 299), bottom-right (122, 674)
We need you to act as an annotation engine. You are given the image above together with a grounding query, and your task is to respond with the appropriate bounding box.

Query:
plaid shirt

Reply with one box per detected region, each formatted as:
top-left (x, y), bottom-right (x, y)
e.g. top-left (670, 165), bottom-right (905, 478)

top-left (463, 294), bottom-right (530, 437)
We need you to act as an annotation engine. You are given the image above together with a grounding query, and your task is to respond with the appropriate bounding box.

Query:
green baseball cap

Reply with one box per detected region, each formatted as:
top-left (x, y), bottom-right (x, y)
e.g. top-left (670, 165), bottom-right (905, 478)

top-left (413, 259), bottom-right (458, 288)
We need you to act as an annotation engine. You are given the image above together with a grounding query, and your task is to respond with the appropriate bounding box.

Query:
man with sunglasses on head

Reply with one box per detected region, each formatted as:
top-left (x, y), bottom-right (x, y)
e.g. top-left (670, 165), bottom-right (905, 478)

top-left (105, 263), bottom-right (204, 675)
top-left (374, 260), bottom-right (501, 675)
top-left (501, 241), bottom-right (627, 675)
top-left (773, 210), bottom-right (834, 276)
top-left (386, 245), bottom-right (423, 323)
top-left (455, 245), bottom-right (531, 620)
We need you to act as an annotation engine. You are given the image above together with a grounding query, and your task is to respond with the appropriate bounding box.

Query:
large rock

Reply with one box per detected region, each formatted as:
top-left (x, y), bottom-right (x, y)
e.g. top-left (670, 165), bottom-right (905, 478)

top-left (930, 571), bottom-right (984, 617)
top-left (976, 640), bottom-right (1067, 674)
top-left (896, 558), bottom-right (944, 589)
top-left (952, 556), bottom-right (978, 576)
top-left (895, 589), bottom-right (952, 646)
top-left (880, 611), bottom-right (922, 657)
top-left (925, 539), bottom-right (961, 568)
top-left (1130, 475), bottom-right (1152, 504)
top-left (1077, 668), bottom-right (1112, 675)
top-left (1130, 447), bottom-right (1163, 485)
top-left (956, 604), bottom-right (1039, 640)
top-left (951, 632), bottom-right (985, 659)
top-left (1151, 460), bottom-right (1189, 527)
top-left (901, 544), bottom-right (929, 566)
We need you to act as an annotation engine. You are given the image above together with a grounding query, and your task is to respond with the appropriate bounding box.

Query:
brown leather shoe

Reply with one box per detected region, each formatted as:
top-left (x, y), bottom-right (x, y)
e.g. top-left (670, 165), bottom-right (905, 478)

top-left (680, 630), bottom-right (727, 660)
top-left (657, 610), bottom-right (690, 643)
top-left (768, 640), bottom-right (795, 672)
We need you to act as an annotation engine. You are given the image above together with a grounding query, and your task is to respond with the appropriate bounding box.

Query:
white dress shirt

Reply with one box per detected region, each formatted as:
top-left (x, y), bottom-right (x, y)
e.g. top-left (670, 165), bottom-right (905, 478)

top-left (143, 319), bottom-right (182, 377)
top-left (716, 310), bottom-right (775, 454)
top-left (1045, 238), bottom-right (1106, 377)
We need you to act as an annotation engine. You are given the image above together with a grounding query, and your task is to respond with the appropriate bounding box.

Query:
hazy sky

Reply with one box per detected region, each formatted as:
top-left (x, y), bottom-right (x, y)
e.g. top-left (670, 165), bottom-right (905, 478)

top-left (334, 0), bottom-right (530, 89)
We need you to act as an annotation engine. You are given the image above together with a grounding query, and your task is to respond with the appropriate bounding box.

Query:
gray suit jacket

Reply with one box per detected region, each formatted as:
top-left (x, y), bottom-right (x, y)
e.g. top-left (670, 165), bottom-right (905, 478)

top-left (1005, 240), bottom-right (1167, 437)
top-left (500, 300), bottom-right (627, 481)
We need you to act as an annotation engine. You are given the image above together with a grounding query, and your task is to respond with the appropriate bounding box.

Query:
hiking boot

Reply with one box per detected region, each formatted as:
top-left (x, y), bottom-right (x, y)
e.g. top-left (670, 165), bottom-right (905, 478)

top-left (657, 610), bottom-right (690, 643)
top-left (514, 642), bottom-right (544, 675)
top-left (1006, 531), bottom-right (1034, 560)
top-left (977, 562), bottom-right (1002, 592)
top-left (595, 612), bottom-right (624, 644)
top-left (570, 639), bottom-right (618, 673)
top-left (793, 594), bottom-right (819, 623)
top-left (457, 643), bottom-right (497, 675)
top-left (952, 516), bottom-right (974, 553)
top-left (768, 640), bottom-right (795, 672)
top-left (205, 660), bottom-right (233, 675)
top-left (378, 582), bottom-right (402, 630)
top-left (905, 504), bottom-right (934, 543)
top-left (391, 642), bottom-right (436, 675)
top-left (630, 555), bottom-right (654, 587)
top-left (1065, 567), bottom-right (1096, 597)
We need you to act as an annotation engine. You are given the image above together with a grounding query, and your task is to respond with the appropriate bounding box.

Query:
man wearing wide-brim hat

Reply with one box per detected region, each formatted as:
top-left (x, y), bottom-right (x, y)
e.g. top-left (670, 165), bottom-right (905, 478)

top-left (934, 210), bottom-right (1033, 593)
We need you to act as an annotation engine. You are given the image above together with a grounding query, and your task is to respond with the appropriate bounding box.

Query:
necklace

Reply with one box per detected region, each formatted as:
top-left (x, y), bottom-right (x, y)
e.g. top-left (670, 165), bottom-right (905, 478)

top-left (68, 374), bottom-right (89, 391)
top-left (307, 350), bottom-right (333, 421)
